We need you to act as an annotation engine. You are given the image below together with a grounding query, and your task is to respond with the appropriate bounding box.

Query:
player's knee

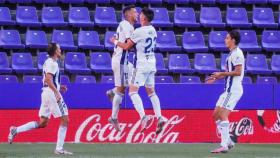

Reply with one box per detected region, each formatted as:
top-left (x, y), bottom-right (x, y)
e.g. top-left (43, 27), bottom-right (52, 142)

top-left (38, 121), bottom-right (48, 128)
top-left (129, 85), bottom-right (139, 94)
top-left (60, 116), bottom-right (69, 126)
top-left (145, 87), bottom-right (155, 96)
top-left (116, 87), bottom-right (125, 94)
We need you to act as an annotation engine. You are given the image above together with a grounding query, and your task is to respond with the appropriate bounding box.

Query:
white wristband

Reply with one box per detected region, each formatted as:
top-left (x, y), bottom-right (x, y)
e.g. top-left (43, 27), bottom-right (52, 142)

top-left (114, 40), bottom-right (119, 45)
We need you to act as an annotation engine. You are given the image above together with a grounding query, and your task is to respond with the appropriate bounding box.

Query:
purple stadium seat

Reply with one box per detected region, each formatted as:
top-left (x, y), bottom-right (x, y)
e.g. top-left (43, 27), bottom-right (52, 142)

top-left (168, 54), bottom-right (193, 73)
top-left (155, 76), bottom-right (174, 83)
top-left (209, 31), bottom-right (228, 51)
top-left (12, 53), bottom-right (37, 74)
top-left (220, 53), bottom-right (228, 71)
top-left (23, 75), bottom-right (42, 83)
top-left (34, 0), bottom-right (57, 3)
top-left (0, 7), bottom-right (15, 26)
top-left (151, 8), bottom-right (173, 28)
top-left (183, 31), bottom-right (208, 53)
top-left (52, 30), bottom-right (77, 51)
top-left (243, 76), bottom-right (252, 84)
top-left (42, 7), bottom-right (67, 27)
top-left (200, 7), bottom-right (225, 28)
top-left (166, 0), bottom-right (189, 3)
top-left (218, 0), bottom-right (241, 4)
top-left (139, 0), bottom-right (162, 4)
top-left (90, 52), bottom-right (112, 73)
top-left (61, 0), bottom-right (84, 3)
top-left (75, 75), bottom-right (96, 84)
top-left (253, 8), bottom-right (278, 28)
top-left (174, 8), bottom-right (200, 28)
top-left (262, 31), bottom-right (280, 52)
top-left (155, 53), bottom-right (168, 74)
top-left (226, 8), bottom-right (252, 28)
top-left (60, 75), bottom-right (70, 84)
top-left (239, 30), bottom-right (261, 52)
top-left (0, 0), bottom-right (4, 3)
top-left (257, 76), bottom-right (277, 84)
top-left (0, 75), bottom-right (18, 83)
top-left (156, 31), bottom-right (181, 52)
top-left (78, 31), bottom-right (104, 50)
top-left (69, 7), bottom-right (93, 27)
top-left (246, 54), bottom-right (271, 74)
top-left (113, 0), bottom-right (136, 3)
top-left (270, 0), bottom-right (280, 4)
top-left (271, 55), bottom-right (280, 74)
top-left (8, 0), bottom-right (31, 3)
top-left (194, 53), bottom-right (217, 74)
top-left (104, 31), bottom-right (116, 51)
top-left (65, 52), bottom-right (91, 74)
top-left (95, 7), bottom-right (118, 28)
top-left (86, 0), bottom-right (110, 3)
top-left (37, 52), bottom-right (48, 71)
top-left (0, 30), bottom-right (24, 49)
top-left (25, 30), bottom-right (48, 49)
top-left (16, 6), bottom-right (41, 27)
top-left (100, 76), bottom-right (114, 84)
top-left (0, 52), bottom-right (12, 73)
top-left (243, 0), bottom-right (268, 4)
top-left (192, 0), bottom-right (215, 4)
top-left (180, 76), bottom-right (201, 84)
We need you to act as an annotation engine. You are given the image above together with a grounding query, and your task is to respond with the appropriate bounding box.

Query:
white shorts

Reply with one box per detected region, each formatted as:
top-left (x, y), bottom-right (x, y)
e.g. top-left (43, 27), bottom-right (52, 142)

top-left (216, 91), bottom-right (243, 111)
top-left (112, 59), bottom-right (132, 87)
top-left (39, 88), bottom-right (68, 119)
top-left (130, 68), bottom-right (156, 87)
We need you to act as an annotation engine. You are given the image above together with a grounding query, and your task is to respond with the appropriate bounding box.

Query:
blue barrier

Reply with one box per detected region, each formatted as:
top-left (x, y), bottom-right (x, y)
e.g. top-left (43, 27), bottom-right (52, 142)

top-left (0, 83), bottom-right (277, 109)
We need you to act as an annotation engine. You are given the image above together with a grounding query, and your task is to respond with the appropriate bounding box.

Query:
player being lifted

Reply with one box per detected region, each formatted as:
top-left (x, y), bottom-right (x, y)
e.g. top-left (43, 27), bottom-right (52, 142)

top-left (206, 30), bottom-right (245, 153)
top-left (8, 43), bottom-right (73, 155)
top-left (106, 5), bottom-right (138, 131)
top-left (110, 7), bottom-right (167, 134)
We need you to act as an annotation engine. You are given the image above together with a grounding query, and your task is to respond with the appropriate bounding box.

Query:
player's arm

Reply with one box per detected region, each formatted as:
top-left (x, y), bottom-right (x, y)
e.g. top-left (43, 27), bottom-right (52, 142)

top-left (45, 73), bottom-right (61, 101)
top-left (110, 37), bottom-right (135, 50)
top-left (211, 65), bottom-right (242, 79)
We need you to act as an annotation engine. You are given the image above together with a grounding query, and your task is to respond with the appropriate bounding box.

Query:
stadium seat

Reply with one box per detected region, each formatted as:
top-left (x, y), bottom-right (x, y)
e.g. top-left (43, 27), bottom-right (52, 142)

top-left (0, 7), bottom-right (15, 26)
top-left (243, 0), bottom-right (268, 4)
top-left (226, 8), bottom-right (252, 28)
top-left (253, 8), bottom-right (278, 28)
top-left (271, 54), bottom-right (280, 74)
top-left (200, 7), bottom-right (225, 28)
top-left (220, 53), bottom-right (228, 71)
top-left (60, 0), bottom-right (84, 3)
top-left (0, 75), bottom-right (18, 83)
top-left (0, 52), bottom-right (12, 73)
top-left (269, 0), bottom-right (280, 4)
top-left (34, 0), bottom-right (57, 3)
top-left (180, 76), bottom-right (201, 84)
top-left (90, 52), bottom-right (112, 73)
top-left (262, 30), bottom-right (280, 52)
top-left (65, 52), bottom-right (91, 74)
top-left (156, 31), bottom-right (181, 52)
top-left (23, 75), bottom-right (42, 83)
top-left (257, 76), bottom-right (277, 84)
top-left (155, 76), bottom-right (174, 83)
top-left (12, 53), bottom-right (37, 74)
top-left (139, 0), bottom-right (162, 4)
top-left (174, 8), bottom-right (200, 28)
top-left (243, 76), bottom-right (252, 84)
top-left (209, 31), bottom-right (228, 51)
top-left (95, 7), bottom-right (118, 28)
top-left (191, 0), bottom-right (216, 4)
top-left (168, 54), bottom-right (193, 73)
top-left (25, 30), bottom-right (48, 49)
top-left (78, 31), bottom-right (104, 50)
top-left (100, 75), bottom-right (114, 84)
top-left (60, 75), bottom-right (70, 84)
top-left (0, 30), bottom-right (25, 49)
top-left (104, 31), bottom-right (116, 51)
top-left (218, 0), bottom-right (241, 4)
top-left (16, 6), bottom-right (41, 27)
top-left (194, 53), bottom-right (217, 74)
top-left (37, 52), bottom-right (49, 71)
top-left (52, 30), bottom-right (77, 51)
top-left (166, 0), bottom-right (190, 4)
top-left (113, 0), bottom-right (136, 3)
top-left (86, 0), bottom-right (110, 3)
top-left (155, 53), bottom-right (168, 74)
top-left (42, 7), bottom-right (67, 27)
top-left (246, 54), bottom-right (271, 74)
top-left (69, 7), bottom-right (93, 27)
top-left (151, 8), bottom-right (173, 28)
top-left (75, 75), bottom-right (96, 84)
top-left (239, 30), bottom-right (261, 52)
top-left (8, 0), bottom-right (31, 3)
top-left (183, 31), bottom-right (208, 53)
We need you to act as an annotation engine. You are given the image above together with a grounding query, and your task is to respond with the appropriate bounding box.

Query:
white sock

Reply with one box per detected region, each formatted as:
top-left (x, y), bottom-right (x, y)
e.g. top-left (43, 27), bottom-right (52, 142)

top-left (149, 93), bottom-right (162, 118)
top-left (112, 87), bottom-right (117, 94)
top-left (129, 92), bottom-right (145, 119)
top-left (111, 92), bottom-right (123, 119)
top-left (216, 120), bottom-right (221, 133)
top-left (56, 126), bottom-right (67, 151)
top-left (16, 121), bottom-right (38, 133)
top-left (220, 120), bottom-right (230, 148)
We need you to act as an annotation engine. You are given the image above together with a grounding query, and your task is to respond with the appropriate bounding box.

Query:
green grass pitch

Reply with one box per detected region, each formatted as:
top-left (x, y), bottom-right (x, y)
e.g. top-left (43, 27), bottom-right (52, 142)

top-left (0, 143), bottom-right (279, 158)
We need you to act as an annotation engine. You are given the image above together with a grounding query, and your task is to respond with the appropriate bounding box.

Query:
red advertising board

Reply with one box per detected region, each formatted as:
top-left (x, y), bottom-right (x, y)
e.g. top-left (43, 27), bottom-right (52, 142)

top-left (0, 110), bottom-right (279, 143)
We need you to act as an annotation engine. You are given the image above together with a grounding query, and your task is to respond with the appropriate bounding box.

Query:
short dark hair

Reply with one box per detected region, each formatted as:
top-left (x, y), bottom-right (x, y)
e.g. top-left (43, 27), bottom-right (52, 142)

top-left (123, 5), bottom-right (136, 15)
top-left (228, 30), bottom-right (240, 45)
top-left (141, 7), bottom-right (154, 22)
top-left (47, 43), bottom-right (59, 56)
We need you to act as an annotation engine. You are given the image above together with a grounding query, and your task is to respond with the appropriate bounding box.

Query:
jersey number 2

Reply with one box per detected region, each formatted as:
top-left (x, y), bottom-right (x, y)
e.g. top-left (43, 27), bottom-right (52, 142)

top-left (144, 37), bottom-right (156, 54)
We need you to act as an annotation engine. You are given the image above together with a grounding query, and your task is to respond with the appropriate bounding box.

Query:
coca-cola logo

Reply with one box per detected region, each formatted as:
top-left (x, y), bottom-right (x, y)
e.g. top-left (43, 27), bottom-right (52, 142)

top-left (258, 110), bottom-right (280, 133)
top-left (75, 114), bottom-right (185, 143)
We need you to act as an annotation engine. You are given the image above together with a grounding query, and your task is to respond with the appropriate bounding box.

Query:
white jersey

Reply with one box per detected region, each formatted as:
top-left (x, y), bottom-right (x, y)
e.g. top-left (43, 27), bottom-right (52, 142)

top-left (131, 25), bottom-right (157, 71)
top-left (224, 47), bottom-right (245, 93)
top-left (113, 20), bottom-right (134, 64)
top-left (42, 58), bottom-right (60, 91)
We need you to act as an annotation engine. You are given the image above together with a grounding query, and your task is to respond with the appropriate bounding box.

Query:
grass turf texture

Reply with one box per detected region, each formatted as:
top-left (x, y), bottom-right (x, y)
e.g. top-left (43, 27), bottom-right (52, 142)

top-left (0, 143), bottom-right (279, 158)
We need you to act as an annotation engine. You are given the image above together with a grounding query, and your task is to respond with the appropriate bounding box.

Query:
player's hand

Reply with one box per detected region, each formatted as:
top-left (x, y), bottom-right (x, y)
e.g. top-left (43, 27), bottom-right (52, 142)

top-left (60, 85), bottom-right (67, 93)
top-left (54, 91), bottom-right (61, 102)
top-left (205, 76), bottom-right (216, 84)
top-left (211, 72), bottom-right (224, 80)
top-left (110, 37), bottom-right (116, 44)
